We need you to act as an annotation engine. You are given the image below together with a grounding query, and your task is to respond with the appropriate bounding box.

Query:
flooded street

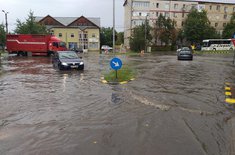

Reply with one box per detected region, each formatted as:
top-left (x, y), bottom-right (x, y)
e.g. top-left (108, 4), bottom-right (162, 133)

top-left (0, 52), bottom-right (235, 155)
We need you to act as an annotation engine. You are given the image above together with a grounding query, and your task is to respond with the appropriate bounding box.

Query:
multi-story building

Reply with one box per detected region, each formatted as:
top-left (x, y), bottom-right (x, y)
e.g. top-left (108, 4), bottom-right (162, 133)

top-left (123, 0), bottom-right (235, 47)
top-left (36, 15), bottom-right (100, 51)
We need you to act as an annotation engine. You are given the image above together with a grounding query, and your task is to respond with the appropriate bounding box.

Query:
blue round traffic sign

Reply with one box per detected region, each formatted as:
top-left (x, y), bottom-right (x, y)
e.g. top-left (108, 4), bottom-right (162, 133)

top-left (110, 57), bottom-right (122, 70)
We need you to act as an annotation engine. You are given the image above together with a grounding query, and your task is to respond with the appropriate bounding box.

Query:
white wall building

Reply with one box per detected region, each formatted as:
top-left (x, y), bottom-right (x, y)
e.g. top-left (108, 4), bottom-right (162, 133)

top-left (123, 0), bottom-right (235, 47)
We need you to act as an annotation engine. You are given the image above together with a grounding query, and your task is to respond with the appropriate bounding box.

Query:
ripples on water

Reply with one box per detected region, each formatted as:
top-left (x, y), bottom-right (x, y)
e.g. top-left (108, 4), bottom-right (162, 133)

top-left (0, 53), bottom-right (234, 155)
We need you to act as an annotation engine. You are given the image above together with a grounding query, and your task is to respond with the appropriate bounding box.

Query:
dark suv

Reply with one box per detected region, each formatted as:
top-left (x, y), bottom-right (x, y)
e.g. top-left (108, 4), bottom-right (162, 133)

top-left (52, 51), bottom-right (84, 70)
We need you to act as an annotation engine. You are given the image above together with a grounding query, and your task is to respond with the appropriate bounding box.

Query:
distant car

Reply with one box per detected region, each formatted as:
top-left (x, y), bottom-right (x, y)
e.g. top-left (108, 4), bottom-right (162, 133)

top-left (70, 47), bottom-right (83, 53)
top-left (177, 47), bottom-right (193, 60)
top-left (101, 45), bottom-right (113, 52)
top-left (52, 51), bottom-right (84, 70)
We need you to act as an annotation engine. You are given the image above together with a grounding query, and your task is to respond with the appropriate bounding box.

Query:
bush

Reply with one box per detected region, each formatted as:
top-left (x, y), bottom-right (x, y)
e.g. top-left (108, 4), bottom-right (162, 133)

top-left (104, 66), bottom-right (136, 83)
top-left (151, 45), bottom-right (176, 52)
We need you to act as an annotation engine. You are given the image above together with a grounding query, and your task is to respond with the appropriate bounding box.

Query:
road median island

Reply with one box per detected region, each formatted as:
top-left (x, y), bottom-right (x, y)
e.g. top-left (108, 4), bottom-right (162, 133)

top-left (225, 83), bottom-right (235, 105)
top-left (101, 66), bottom-right (136, 85)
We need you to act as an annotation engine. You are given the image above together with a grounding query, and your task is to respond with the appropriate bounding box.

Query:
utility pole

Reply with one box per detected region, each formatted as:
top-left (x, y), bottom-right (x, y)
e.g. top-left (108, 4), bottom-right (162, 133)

top-left (145, 15), bottom-right (148, 52)
top-left (113, 0), bottom-right (115, 53)
top-left (2, 10), bottom-right (9, 34)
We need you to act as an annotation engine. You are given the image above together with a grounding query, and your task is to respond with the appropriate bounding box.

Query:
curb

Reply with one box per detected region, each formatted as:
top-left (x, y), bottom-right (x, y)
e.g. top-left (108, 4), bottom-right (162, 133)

top-left (101, 77), bottom-right (135, 85)
top-left (225, 82), bottom-right (235, 104)
top-left (195, 51), bottom-right (233, 54)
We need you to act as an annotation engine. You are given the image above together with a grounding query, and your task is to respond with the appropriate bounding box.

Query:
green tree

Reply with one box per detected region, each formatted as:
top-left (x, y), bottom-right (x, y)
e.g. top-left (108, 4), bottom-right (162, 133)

top-left (14, 10), bottom-right (48, 34)
top-left (153, 14), bottom-right (177, 47)
top-left (100, 27), bottom-right (115, 47)
top-left (129, 21), bottom-right (152, 52)
top-left (0, 24), bottom-right (6, 51)
top-left (183, 9), bottom-right (219, 44)
top-left (116, 32), bottom-right (124, 45)
top-left (222, 12), bottom-right (235, 38)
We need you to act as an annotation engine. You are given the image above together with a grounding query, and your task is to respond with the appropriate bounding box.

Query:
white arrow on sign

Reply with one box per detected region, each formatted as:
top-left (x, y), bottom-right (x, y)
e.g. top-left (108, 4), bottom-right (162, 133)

top-left (112, 61), bottom-right (119, 67)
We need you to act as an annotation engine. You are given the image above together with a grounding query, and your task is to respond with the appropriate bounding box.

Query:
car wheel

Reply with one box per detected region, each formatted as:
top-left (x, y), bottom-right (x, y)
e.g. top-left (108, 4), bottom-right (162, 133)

top-left (58, 64), bottom-right (63, 70)
top-left (78, 65), bottom-right (84, 70)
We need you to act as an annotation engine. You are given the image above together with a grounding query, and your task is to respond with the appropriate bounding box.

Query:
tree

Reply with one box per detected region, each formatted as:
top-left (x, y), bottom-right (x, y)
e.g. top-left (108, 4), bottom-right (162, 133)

top-left (183, 9), bottom-right (219, 44)
top-left (153, 14), bottom-right (177, 47)
top-left (14, 10), bottom-right (48, 34)
top-left (222, 12), bottom-right (235, 38)
top-left (100, 27), bottom-right (115, 47)
top-left (0, 24), bottom-right (6, 51)
top-left (116, 32), bottom-right (124, 45)
top-left (129, 21), bottom-right (152, 52)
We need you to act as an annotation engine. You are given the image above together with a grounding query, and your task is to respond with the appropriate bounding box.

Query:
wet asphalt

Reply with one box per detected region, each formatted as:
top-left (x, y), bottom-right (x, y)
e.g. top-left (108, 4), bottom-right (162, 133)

top-left (0, 52), bottom-right (235, 155)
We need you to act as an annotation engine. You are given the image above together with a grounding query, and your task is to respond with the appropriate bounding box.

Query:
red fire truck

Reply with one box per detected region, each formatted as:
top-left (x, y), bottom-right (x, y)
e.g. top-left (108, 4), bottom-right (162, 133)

top-left (6, 34), bottom-right (67, 56)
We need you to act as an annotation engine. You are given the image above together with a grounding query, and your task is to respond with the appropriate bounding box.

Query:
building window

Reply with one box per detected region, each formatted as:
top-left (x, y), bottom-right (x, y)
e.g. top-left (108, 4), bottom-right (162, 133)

top-left (68, 42), bottom-right (78, 50)
top-left (191, 5), bottom-right (196, 10)
top-left (215, 23), bottom-right (218, 27)
top-left (156, 3), bottom-right (159, 8)
top-left (182, 13), bottom-right (185, 18)
top-left (233, 7), bottom-right (235, 12)
top-left (59, 33), bottom-right (62, 37)
top-left (173, 13), bottom-right (177, 18)
top-left (224, 14), bottom-right (227, 19)
top-left (210, 5), bottom-right (212, 10)
top-left (165, 3), bottom-right (169, 9)
top-left (181, 21), bottom-right (184, 26)
top-left (50, 30), bottom-right (54, 35)
top-left (156, 12), bottom-right (159, 17)
top-left (174, 4), bottom-right (178, 9)
top-left (183, 4), bottom-right (186, 9)
top-left (224, 7), bottom-right (228, 13)
top-left (132, 19), bottom-right (144, 26)
top-left (216, 5), bottom-right (220, 11)
top-left (223, 23), bottom-right (226, 27)
top-left (133, 1), bottom-right (150, 8)
top-left (92, 34), bottom-right (96, 38)
top-left (78, 31), bottom-right (88, 49)
top-left (133, 11), bottom-right (147, 17)
top-left (89, 43), bottom-right (98, 49)
top-left (165, 12), bottom-right (169, 18)
top-left (71, 33), bottom-right (74, 38)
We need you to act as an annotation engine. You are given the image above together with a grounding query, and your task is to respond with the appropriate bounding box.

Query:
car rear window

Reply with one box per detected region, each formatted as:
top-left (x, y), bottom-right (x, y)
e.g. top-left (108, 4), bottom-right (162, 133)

top-left (180, 50), bottom-right (191, 54)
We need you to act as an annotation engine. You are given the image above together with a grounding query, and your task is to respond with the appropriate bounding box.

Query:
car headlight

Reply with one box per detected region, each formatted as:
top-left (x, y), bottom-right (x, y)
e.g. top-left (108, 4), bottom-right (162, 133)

top-left (80, 62), bottom-right (84, 65)
top-left (62, 62), bottom-right (68, 66)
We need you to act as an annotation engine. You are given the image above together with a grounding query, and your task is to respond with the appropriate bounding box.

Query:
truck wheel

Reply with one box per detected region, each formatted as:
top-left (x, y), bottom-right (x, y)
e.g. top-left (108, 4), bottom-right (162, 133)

top-left (18, 51), bottom-right (27, 56)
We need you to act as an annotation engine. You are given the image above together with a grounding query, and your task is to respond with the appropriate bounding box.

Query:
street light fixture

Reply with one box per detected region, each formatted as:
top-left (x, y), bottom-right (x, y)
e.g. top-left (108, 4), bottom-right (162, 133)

top-left (2, 10), bottom-right (9, 34)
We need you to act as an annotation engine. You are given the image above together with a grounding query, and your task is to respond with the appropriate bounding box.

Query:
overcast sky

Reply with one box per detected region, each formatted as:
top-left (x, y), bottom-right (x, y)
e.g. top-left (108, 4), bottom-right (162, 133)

top-left (0, 0), bottom-right (124, 32)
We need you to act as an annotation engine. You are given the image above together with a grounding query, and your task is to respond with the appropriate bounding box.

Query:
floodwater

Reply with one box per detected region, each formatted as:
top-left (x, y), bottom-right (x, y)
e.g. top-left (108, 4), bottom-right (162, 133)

top-left (0, 52), bottom-right (235, 155)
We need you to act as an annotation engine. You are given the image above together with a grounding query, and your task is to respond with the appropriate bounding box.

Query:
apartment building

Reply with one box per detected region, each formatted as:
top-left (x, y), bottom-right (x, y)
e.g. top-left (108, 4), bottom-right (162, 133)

top-left (123, 0), bottom-right (235, 47)
top-left (36, 15), bottom-right (100, 51)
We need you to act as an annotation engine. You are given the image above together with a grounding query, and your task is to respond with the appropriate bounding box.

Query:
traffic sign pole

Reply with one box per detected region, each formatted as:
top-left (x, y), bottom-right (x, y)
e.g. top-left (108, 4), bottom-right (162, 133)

top-left (110, 57), bottom-right (122, 80)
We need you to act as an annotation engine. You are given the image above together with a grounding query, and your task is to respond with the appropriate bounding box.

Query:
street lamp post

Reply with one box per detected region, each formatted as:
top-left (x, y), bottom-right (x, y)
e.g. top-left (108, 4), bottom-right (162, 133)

top-left (2, 10), bottom-right (9, 34)
top-left (113, 0), bottom-right (115, 53)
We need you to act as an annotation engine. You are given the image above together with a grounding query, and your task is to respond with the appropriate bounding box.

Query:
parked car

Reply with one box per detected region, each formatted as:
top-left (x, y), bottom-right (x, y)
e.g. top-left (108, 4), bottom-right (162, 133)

top-left (52, 51), bottom-right (84, 70)
top-left (70, 47), bottom-right (83, 53)
top-left (177, 47), bottom-right (193, 60)
top-left (101, 45), bottom-right (112, 52)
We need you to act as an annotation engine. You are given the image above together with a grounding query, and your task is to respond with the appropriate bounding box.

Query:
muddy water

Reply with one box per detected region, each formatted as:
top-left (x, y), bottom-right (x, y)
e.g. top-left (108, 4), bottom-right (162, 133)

top-left (0, 52), bottom-right (234, 155)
